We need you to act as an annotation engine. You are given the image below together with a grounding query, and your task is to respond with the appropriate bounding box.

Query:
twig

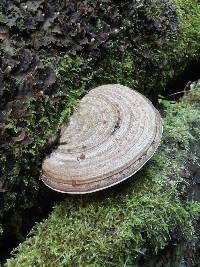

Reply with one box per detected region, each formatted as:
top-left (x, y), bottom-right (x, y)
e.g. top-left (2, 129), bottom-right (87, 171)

top-left (168, 90), bottom-right (188, 96)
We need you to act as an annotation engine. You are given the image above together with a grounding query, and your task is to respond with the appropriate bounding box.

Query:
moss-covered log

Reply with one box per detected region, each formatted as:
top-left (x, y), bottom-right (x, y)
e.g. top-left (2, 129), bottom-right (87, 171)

top-left (0, 0), bottom-right (200, 255)
top-left (5, 85), bottom-right (200, 266)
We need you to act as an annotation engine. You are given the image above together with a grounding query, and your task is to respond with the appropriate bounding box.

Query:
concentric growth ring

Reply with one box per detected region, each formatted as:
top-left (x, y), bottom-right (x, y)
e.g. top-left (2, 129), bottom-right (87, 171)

top-left (41, 84), bottom-right (162, 193)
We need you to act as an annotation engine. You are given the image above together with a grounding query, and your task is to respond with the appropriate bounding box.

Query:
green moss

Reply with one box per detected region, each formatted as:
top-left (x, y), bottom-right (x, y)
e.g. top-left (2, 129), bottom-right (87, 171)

top-left (5, 86), bottom-right (200, 267)
top-left (173, 0), bottom-right (200, 57)
top-left (149, 0), bottom-right (200, 87)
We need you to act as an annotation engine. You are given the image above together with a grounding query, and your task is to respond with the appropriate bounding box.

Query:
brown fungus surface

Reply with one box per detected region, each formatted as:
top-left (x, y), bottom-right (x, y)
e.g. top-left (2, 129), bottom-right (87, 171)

top-left (42, 84), bottom-right (162, 193)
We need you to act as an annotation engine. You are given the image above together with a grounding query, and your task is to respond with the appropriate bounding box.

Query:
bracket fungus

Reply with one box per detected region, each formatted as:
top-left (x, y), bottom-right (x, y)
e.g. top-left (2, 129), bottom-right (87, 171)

top-left (42, 84), bottom-right (162, 194)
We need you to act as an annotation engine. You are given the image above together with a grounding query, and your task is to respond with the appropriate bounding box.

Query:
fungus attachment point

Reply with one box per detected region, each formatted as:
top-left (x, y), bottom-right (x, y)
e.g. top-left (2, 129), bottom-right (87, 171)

top-left (42, 84), bottom-right (162, 194)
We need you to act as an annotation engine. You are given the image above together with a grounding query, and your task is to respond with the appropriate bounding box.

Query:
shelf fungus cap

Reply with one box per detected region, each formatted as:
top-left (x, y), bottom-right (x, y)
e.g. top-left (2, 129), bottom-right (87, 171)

top-left (41, 84), bottom-right (163, 194)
